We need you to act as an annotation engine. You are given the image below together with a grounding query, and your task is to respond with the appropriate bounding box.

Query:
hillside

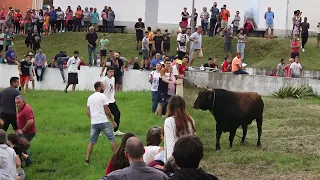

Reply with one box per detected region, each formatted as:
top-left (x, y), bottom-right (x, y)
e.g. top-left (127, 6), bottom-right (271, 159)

top-left (11, 33), bottom-right (320, 70)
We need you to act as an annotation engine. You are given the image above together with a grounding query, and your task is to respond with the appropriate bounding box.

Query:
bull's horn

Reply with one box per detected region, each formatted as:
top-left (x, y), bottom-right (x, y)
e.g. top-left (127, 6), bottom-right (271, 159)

top-left (193, 82), bottom-right (202, 89)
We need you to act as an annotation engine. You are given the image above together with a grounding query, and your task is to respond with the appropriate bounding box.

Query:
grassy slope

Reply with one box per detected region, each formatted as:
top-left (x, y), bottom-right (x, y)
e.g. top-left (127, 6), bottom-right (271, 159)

top-left (12, 33), bottom-right (320, 70)
top-left (6, 90), bottom-right (320, 180)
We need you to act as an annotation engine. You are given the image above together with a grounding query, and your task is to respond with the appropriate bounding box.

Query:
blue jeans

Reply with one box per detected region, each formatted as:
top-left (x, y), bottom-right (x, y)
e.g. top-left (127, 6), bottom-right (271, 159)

top-left (20, 133), bottom-right (35, 166)
top-left (88, 46), bottom-right (97, 66)
top-left (89, 122), bottom-right (115, 144)
top-left (34, 64), bottom-right (46, 77)
top-left (57, 57), bottom-right (69, 81)
top-left (233, 69), bottom-right (248, 75)
top-left (151, 91), bottom-right (159, 113)
top-left (108, 21), bottom-right (115, 33)
top-left (201, 22), bottom-right (208, 34)
top-left (237, 43), bottom-right (245, 61)
top-left (20, 168), bottom-right (25, 180)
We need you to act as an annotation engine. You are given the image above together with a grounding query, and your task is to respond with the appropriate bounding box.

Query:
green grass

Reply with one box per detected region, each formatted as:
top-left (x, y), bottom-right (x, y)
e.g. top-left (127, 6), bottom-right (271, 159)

top-left (6, 89), bottom-right (320, 180)
top-left (11, 33), bottom-right (320, 70)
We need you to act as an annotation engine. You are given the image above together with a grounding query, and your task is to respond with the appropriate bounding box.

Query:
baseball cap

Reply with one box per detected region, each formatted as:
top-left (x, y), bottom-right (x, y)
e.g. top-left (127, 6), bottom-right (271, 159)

top-left (0, 129), bottom-right (6, 144)
top-left (176, 60), bottom-right (183, 65)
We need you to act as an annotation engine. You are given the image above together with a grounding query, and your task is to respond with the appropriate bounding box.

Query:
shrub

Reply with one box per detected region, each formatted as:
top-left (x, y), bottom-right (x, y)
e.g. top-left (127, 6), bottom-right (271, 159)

top-left (272, 86), bottom-right (317, 99)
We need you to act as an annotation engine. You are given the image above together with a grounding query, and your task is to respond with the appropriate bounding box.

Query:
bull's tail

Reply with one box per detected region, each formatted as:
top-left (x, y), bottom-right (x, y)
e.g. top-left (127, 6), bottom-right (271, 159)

top-left (256, 115), bottom-right (263, 147)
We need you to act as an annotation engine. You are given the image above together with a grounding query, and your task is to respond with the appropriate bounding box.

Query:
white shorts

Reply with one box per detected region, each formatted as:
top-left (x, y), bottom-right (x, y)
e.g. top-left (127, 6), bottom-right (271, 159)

top-left (266, 24), bottom-right (274, 30)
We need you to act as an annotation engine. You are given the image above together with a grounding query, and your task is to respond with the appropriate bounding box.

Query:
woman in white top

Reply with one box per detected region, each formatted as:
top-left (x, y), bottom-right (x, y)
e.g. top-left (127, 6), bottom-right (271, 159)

top-left (237, 29), bottom-right (248, 61)
top-left (164, 95), bottom-right (196, 163)
top-left (149, 63), bottom-right (162, 113)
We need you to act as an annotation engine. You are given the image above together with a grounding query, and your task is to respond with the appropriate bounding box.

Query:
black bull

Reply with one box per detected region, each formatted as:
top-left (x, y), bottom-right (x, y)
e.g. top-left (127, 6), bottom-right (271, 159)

top-left (193, 87), bottom-right (264, 150)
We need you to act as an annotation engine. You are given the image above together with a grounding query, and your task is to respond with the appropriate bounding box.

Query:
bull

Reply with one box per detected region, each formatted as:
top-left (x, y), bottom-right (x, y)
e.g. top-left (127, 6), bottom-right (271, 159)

top-left (193, 83), bottom-right (264, 150)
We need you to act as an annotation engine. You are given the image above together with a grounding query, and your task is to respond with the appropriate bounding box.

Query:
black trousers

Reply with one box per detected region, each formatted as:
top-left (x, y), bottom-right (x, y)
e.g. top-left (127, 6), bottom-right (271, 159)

top-left (108, 102), bottom-right (121, 132)
top-left (67, 20), bottom-right (73, 32)
top-left (14, 21), bottom-right (20, 34)
top-left (301, 33), bottom-right (308, 48)
top-left (209, 19), bottom-right (217, 36)
top-left (57, 20), bottom-right (64, 32)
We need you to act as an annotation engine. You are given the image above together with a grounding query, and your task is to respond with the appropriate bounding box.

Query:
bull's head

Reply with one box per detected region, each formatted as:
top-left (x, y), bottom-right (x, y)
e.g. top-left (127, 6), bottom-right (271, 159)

top-left (193, 82), bottom-right (214, 111)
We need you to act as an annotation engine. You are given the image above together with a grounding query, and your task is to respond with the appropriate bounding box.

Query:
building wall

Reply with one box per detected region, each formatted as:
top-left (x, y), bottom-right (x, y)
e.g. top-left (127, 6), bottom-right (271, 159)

top-left (0, 0), bottom-right (32, 12)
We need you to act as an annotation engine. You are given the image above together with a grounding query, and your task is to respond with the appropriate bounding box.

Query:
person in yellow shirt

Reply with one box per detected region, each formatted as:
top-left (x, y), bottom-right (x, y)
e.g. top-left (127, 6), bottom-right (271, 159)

top-left (147, 27), bottom-right (154, 57)
top-left (43, 13), bottom-right (50, 36)
top-left (232, 52), bottom-right (248, 75)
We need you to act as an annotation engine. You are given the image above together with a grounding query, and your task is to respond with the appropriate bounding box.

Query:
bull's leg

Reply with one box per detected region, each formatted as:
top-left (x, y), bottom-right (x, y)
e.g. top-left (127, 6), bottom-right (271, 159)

top-left (229, 129), bottom-right (236, 148)
top-left (256, 116), bottom-right (263, 147)
top-left (241, 125), bottom-right (248, 143)
top-left (216, 124), bottom-right (222, 151)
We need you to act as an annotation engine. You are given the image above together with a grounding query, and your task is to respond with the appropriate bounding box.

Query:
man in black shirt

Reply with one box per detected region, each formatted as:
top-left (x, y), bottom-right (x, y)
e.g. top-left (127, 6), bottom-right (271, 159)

top-left (86, 26), bottom-right (98, 67)
top-left (18, 54), bottom-right (32, 93)
top-left (134, 18), bottom-right (145, 50)
top-left (52, 51), bottom-right (69, 82)
top-left (100, 50), bottom-right (115, 77)
top-left (300, 17), bottom-right (309, 53)
top-left (114, 53), bottom-right (124, 91)
top-left (153, 29), bottom-right (164, 55)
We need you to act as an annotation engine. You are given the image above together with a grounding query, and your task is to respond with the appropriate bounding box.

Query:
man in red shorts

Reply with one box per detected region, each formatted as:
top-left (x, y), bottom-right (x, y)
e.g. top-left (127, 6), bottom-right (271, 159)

top-left (18, 54), bottom-right (32, 93)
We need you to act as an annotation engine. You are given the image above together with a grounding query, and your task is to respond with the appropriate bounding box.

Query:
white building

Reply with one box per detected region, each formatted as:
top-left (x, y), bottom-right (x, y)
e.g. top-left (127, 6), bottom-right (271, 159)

top-left (53, 0), bottom-right (320, 36)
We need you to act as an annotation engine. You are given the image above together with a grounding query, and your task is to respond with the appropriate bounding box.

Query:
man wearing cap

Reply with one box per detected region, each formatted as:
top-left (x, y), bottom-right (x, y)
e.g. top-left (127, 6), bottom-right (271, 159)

top-left (172, 59), bottom-right (186, 80)
top-left (64, 50), bottom-right (81, 93)
top-left (5, 45), bottom-right (18, 65)
top-left (0, 129), bottom-right (17, 180)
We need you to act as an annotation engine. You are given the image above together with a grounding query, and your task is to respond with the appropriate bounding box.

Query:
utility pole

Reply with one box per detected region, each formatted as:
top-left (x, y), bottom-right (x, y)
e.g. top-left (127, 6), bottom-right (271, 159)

top-left (189, 0), bottom-right (195, 61)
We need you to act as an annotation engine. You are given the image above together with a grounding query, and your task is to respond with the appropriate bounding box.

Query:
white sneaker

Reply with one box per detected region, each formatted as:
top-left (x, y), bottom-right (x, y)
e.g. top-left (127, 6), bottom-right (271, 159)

top-left (200, 66), bottom-right (205, 71)
top-left (114, 130), bottom-right (125, 136)
top-left (162, 115), bottom-right (167, 118)
top-left (301, 46), bottom-right (303, 49)
top-left (188, 67), bottom-right (195, 71)
top-left (99, 133), bottom-right (102, 136)
top-left (302, 48), bottom-right (305, 52)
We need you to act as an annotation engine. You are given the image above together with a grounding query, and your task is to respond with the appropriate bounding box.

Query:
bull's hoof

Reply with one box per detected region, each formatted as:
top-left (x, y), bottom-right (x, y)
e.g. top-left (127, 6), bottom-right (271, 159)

top-left (241, 140), bottom-right (245, 144)
top-left (257, 143), bottom-right (261, 148)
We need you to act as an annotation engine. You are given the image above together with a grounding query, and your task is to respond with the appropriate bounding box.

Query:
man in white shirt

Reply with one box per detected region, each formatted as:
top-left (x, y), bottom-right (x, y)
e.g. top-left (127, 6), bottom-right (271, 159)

top-left (64, 50), bottom-right (81, 93)
top-left (189, 26), bottom-right (204, 71)
top-left (101, 66), bottom-right (125, 136)
top-left (85, 81), bottom-right (117, 165)
top-left (290, 56), bottom-right (302, 78)
top-left (0, 129), bottom-right (17, 180)
top-left (176, 26), bottom-right (189, 59)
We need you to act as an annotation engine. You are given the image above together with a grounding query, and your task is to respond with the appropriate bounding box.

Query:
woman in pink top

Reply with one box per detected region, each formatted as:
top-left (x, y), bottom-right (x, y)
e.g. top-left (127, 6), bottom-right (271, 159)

top-left (65, 6), bottom-right (74, 32)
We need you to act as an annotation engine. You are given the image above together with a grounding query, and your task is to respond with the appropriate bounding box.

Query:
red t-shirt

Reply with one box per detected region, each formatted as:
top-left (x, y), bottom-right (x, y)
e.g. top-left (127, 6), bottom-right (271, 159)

top-left (291, 41), bottom-right (300, 53)
top-left (14, 13), bottom-right (22, 22)
top-left (221, 61), bottom-right (229, 72)
top-left (172, 59), bottom-right (187, 75)
top-left (284, 65), bottom-right (290, 77)
top-left (17, 104), bottom-right (36, 134)
top-left (105, 159), bottom-right (112, 175)
top-left (0, 11), bottom-right (6, 20)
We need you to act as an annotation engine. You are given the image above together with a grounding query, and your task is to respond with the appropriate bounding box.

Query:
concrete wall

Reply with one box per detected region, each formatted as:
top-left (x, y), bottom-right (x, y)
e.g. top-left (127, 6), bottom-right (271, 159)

top-left (52, 0), bottom-right (320, 36)
top-left (0, 64), bottom-right (151, 91)
top-left (185, 71), bottom-right (320, 96)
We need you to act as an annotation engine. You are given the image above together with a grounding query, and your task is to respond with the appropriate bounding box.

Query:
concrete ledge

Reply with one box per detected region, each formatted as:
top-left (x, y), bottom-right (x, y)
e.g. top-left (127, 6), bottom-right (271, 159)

top-left (185, 71), bottom-right (320, 96)
top-left (0, 64), bottom-right (151, 91)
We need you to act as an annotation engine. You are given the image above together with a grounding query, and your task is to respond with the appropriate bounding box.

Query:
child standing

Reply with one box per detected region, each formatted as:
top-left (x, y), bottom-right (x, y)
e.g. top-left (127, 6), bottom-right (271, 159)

top-left (43, 13), bottom-right (50, 36)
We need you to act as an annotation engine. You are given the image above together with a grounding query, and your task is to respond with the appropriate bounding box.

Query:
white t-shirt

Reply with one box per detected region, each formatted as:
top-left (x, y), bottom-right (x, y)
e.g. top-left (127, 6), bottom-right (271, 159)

top-left (177, 33), bottom-right (189, 52)
top-left (290, 62), bottom-right (302, 77)
top-left (87, 92), bottom-right (109, 125)
top-left (190, 32), bottom-right (202, 50)
top-left (102, 76), bottom-right (116, 104)
top-left (0, 33), bottom-right (4, 45)
top-left (143, 146), bottom-right (162, 164)
top-left (67, 56), bottom-right (80, 73)
top-left (172, 65), bottom-right (179, 76)
top-left (149, 71), bottom-right (161, 91)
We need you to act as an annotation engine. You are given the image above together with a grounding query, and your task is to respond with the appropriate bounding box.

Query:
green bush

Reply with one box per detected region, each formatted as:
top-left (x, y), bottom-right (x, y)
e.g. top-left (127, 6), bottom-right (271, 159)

top-left (273, 86), bottom-right (317, 99)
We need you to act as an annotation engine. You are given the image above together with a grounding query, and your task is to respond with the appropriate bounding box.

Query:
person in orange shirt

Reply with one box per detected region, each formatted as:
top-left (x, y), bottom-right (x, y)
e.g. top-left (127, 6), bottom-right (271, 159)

top-left (147, 27), bottom-right (154, 57)
top-left (43, 13), bottom-right (50, 36)
top-left (232, 52), bottom-right (248, 75)
top-left (75, 6), bottom-right (83, 32)
top-left (221, 5), bottom-right (230, 32)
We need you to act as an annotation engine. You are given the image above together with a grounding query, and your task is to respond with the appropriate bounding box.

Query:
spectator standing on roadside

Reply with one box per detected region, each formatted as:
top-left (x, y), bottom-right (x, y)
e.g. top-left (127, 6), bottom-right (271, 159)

top-left (101, 6), bottom-right (108, 33)
top-left (200, 7), bottom-right (210, 35)
top-left (191, 8), bottom-right (198, 28)
top-left (113, 53), bottom-right (125, 91)
top-left (65, 6), bottom-right (74, 32)
top-left (177, 26), bottom-right (189, 59)
top-left (290, 56), bottom-right (302, 78)
top-left (64, 50), bottom-right (81, 93)
top-left (149, 63), bottom-right (162, 113)
top-left (232, 11), bottom-right (241, 35)
top-left (209, 2), bottom-right (219, 36)
top-left (148, 27), bottom-right (154, 57)
top-left (236, 29), bottom-right (247, 61)
top-left (0, 77), bottom-right (20, 132)
top-left (49, 7), bottom-right (57, 33)
top-left (107, 7), bottom-right (116, 33)
top-left (141, 32), bottom-right (150, 70)
top-left (75, 6), bottom-right (83, 32)
top-left (32, 29), bottom-right (41, 54)
top-left (223, 26), bottom-right (233, 60)
top-left (163, 29), bottom-right (171, 56)
top-left (153, 29), bottom-right (164, 55)
top-left (86, 26), bottom-right (98, 67)
top-left (277, 59), bottom-right (285, 77)
top-left (82, 7), bottom-right (91, 32)
top-left (90, 8), bottom-right (99, 31)
top-left (56, 7), bottom-right (64, 33)
top-left (189, 26), bottom-right (204, 71)
top-left (300, 17), bottom-right (309, 53)
top-left (264, 7), bottom-right (274, 39)
top-left (181, 7), bottom-right (190, 27)
top-left (135, 18), bottom-right (145, 50)
top-left (291, 37), bottom-right (300, 58)
top-left (100, 34), bottom-right (110, 64)
top-left (220, 5), bottom-right (230, 35)
top-left (85, 81), bottom-right (118, 165)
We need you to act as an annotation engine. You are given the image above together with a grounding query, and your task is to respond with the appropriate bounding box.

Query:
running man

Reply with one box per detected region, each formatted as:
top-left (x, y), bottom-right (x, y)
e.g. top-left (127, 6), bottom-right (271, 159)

top-left (18, 54), bottom-right (33, 93)
top-left (101, 66), bottom-right (125, 136)
top-left (64, 50), bottom-right (81, 93)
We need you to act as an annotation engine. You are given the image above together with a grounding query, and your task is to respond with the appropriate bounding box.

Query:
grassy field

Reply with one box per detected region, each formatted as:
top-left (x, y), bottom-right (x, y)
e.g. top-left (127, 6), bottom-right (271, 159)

top-left (11, 33), bottom-right (320, 70)
top-left (5, 89), bottom-right (320, 180)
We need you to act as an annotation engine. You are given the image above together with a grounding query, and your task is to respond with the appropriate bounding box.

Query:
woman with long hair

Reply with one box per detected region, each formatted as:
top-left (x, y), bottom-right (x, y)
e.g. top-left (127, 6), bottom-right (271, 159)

top-left (105, 132), bottom-right (135, 175)
top-left (237, 29), bottom-right (248, 61)
top-left (163, 95), bottom-right (196, 163)
top-left (7, 133), bottom-right (30, 180)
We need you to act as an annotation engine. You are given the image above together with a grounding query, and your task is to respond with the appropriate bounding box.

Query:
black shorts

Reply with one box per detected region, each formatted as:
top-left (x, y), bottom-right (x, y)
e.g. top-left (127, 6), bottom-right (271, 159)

top-left (177, 51), bottom-right (186, 59)
top-left (115, 76), bottom-right (123, 85)
top-left (67, 73), bottom-right (78, 85)
top-left (136, 33), bottom-right (143, 41)
top-left (2, 112), bottom-right (18, 131)
top-left (100, 50), bottom-right (107, 57)
top-left (163, 43), bottom-right (170, 52)
top-left (50, 20), bottom-right (57, 26)
top-left (291, 52), bottom-right (299, 59)
top-left (0, 45), bottom-right (3, 52)
top-left (158, 90), bottom-right (168, 105)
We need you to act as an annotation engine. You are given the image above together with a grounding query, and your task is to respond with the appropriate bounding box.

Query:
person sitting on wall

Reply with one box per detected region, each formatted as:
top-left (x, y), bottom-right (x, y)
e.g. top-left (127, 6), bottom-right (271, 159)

top-left (244, 18), bottom-right (255, 35)
top-left (232, 52), bottom-right (248, 75)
